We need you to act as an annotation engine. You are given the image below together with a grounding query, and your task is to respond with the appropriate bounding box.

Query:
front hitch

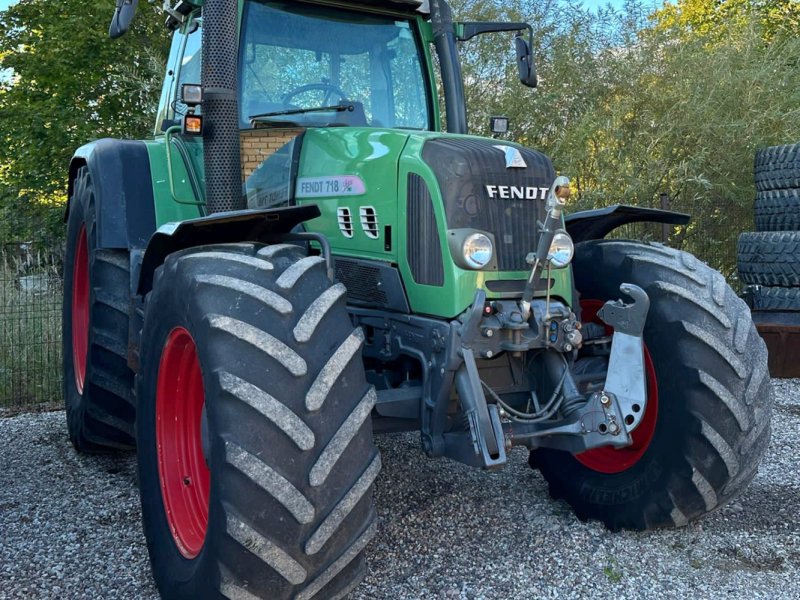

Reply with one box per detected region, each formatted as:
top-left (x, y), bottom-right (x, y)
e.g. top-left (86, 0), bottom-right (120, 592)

top-left (428, 285), bottom-right (651, 465)
top-left (504, 284), bottom-right (651, 453)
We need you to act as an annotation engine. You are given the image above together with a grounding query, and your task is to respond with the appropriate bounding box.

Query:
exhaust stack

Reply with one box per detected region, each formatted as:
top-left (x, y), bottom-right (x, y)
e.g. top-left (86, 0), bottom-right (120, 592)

top-left (201, 0), bottom-right (244, 213)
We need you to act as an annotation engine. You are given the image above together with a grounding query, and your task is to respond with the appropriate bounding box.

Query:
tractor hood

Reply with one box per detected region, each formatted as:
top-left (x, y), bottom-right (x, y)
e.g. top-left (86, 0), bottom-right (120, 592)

top-left (418, 136), bottom-right (555, 271)
top-left (269, 126), bottom-right (567, 317)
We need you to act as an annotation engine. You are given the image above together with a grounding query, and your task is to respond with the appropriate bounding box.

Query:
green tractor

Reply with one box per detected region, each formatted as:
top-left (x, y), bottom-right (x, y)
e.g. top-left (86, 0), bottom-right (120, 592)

top-left (62, 0), bottom-right (772, 597)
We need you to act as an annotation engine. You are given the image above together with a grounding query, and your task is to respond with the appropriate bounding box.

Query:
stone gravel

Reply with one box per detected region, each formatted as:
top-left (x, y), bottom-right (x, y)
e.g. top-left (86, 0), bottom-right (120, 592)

top-left (1, 379), bottom-right (798, 600)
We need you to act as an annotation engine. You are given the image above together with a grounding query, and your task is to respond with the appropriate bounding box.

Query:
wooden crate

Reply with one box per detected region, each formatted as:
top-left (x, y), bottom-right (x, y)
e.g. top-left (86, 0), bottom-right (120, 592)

top-left (752, 311), bottom-right (800, 378)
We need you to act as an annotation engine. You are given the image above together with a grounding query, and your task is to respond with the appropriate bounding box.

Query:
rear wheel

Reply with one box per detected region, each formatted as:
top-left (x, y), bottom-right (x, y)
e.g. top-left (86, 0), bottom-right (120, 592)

top-left (62, 166), bottom-right (135, 451)
top-left (137, 243), bottom-right (379, 599)
top-left (531, 240), bottom-right (772, 530)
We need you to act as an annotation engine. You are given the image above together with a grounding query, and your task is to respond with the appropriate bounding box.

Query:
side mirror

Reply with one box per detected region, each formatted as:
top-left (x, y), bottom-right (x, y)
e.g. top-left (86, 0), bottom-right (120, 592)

top-left (109, 0), bottom-right (139, 39)
top-left (515, 35), bottom-right (538, 88)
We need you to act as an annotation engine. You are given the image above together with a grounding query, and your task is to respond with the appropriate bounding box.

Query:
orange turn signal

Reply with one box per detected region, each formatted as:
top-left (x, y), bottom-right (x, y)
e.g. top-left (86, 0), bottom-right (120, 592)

top-left (183, 115), bottom-right (203, 136)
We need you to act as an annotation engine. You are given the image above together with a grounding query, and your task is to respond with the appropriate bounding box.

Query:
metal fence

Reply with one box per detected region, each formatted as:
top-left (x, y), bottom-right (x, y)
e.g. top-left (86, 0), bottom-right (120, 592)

top-left (0, 200), bottom-right (748, 411)
top-left (0, 217), bottom-right (65, 413)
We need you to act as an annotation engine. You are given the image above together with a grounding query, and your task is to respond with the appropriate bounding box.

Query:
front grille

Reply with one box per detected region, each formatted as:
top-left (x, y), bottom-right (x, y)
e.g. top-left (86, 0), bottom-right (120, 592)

top-left (407, 174), bottom-right (444, 286)
top-left (422, 138), bottom-right (555, 271)
top-left (334, 257), bottom-right (410, 312)
top-left (335, 259), bottom-right (387, 305)
top-left (485, 278), bottom-right (554, 294)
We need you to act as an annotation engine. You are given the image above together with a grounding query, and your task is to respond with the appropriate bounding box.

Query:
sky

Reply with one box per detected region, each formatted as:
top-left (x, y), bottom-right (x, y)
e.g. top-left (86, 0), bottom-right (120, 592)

top-left (580, 0), bottom-right (631, 10)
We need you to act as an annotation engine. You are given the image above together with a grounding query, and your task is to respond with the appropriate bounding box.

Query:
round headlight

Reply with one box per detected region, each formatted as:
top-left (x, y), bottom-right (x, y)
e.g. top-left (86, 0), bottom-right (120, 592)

top-left (462, 233), bottom-right (493, 269)
top-left (547, 231), bottom-right (574, 268)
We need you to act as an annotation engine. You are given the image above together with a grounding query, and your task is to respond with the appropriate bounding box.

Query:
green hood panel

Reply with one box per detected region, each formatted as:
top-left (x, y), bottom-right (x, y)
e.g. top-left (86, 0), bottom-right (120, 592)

top-left (296, 127), bottom-right (411, 261)
top-left (293, 127), bottom-right (574, 318)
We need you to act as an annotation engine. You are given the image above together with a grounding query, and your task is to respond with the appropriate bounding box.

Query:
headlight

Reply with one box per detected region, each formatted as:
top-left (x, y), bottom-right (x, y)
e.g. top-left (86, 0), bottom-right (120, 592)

top-left (547, 231), bottom-right (574, 268)
top-left (462, 233), bottom-right (493, 269)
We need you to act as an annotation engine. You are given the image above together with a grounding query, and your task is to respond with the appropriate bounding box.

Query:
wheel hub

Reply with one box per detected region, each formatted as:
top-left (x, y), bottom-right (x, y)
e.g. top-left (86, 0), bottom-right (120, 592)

top-left (156, 327), bottom-right (210, 559)
top-left (71, 225), bottom-right (90, 394)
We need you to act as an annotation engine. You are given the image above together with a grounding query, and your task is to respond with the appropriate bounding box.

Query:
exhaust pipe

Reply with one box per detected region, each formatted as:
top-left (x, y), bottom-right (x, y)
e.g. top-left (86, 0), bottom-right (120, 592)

top-left (201, 0), bottom-right (244, 213)
top-left (429, 0), bottom-right (467, 134)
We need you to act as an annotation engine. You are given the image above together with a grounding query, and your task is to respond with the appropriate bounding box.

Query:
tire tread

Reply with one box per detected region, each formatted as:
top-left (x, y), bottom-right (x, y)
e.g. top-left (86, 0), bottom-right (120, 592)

top-left (137, 243), bottom-right (378, 599)
top-left (63, 167), bottom-right (135, 452)
top-left (754, 189), bottom-right (800, 231)
top-left (535, 241), bottom-right (772, 531)
top-left (737, 231), bottom-right (800, 286)
top-left (754, 143), bottom-right (800, 191)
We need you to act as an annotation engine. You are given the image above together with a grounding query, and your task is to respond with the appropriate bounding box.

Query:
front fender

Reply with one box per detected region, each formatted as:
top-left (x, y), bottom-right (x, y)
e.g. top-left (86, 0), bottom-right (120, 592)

top-left (565, 204), bottom-right (690, 244)
top-left (136, 205), bottom-right (321, 295)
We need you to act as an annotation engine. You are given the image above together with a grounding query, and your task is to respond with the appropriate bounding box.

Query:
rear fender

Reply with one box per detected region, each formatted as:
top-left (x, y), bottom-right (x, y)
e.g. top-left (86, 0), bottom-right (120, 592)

top-left (67, 139), bottom-right (157, 250)
top-left (565, 204), bottom-right (690, 244)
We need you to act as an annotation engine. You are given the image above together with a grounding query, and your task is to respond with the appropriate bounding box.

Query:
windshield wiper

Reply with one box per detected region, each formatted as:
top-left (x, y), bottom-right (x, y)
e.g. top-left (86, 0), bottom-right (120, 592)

top-left (249, 103), bottom-right (355, 124)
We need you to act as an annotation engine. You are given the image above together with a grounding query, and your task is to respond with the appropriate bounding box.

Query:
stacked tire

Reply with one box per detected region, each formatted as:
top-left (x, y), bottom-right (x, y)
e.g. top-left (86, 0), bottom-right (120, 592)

top-left (738, 143), bottom-right (800, 311)
top-left (738, 143), bottom-right (800, 378)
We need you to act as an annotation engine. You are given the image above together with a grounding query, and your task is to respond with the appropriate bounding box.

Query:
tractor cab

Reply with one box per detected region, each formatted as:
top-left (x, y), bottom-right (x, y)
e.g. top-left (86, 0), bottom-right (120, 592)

top-left (240, 1), bottom-right (432, 131)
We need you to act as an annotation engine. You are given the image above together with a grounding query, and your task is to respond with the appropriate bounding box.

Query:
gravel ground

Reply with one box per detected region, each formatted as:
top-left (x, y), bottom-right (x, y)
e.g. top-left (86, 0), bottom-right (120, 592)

top-left (1, 379), bottom-right (798, 600)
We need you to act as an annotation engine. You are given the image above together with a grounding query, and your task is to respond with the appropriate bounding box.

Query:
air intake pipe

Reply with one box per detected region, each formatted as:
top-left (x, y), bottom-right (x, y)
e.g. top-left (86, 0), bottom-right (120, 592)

top-left (201, 0), bottom-right (244, 213)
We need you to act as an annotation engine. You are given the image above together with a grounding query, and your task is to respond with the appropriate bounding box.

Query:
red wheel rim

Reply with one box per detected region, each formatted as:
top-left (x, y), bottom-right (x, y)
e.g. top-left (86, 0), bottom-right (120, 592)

top-left (575, 300), bottom-right (659, 474)
top-left (71, 225), bottom-right (90, 394)
top-left (156, 327), bottom-right (210, 559)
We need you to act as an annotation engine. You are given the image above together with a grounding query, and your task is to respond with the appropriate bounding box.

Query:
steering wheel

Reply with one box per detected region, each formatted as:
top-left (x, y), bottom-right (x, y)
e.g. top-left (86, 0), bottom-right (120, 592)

top-left (281, 82), bottom-right (349, 106)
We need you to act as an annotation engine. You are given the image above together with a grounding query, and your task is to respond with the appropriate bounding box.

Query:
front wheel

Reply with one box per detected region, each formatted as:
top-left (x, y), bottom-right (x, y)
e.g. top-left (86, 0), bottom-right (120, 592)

top-left (531, 240), bottom-right (772, 530)
top-left (136, 243), bottom-right (379, 599)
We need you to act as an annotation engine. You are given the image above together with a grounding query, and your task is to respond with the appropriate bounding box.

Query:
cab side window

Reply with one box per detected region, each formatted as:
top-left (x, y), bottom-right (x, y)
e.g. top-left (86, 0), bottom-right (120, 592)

top-left (175, 18), bottom-right (203, 117)
top-left (154, 16), bottom-right (203, 133)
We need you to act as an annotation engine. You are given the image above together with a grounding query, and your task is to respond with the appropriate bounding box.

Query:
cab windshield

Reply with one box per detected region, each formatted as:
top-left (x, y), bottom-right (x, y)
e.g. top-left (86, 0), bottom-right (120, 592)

top-left (239, 0), bottom-right (432, 130)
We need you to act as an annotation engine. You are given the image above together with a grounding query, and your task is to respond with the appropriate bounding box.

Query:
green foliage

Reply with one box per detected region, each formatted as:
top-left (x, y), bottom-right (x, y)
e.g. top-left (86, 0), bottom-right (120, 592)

top-left (655, 0), bottom-right (800, 40)
top-left (0, 0), bottom-right (169, 243)
top-left (0, 0), bottom-right (798, 280)
top-left (603, 557), bottom-right (624, 582)
top-left (453, 0), bottom-right (800, 278)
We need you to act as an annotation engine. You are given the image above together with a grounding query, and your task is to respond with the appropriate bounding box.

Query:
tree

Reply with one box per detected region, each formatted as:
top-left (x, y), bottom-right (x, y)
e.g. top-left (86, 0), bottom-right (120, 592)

top-left (655, 0), bottom-right (800, 40)
top-left (452, 0), bottom-right (800, 277)
top-left (0, 0), bottom-right (169, 244)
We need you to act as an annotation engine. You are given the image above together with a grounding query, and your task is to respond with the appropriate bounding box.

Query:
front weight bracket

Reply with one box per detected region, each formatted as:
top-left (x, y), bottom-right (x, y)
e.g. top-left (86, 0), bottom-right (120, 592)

top-left (597, 283), bottom-right (650, 434)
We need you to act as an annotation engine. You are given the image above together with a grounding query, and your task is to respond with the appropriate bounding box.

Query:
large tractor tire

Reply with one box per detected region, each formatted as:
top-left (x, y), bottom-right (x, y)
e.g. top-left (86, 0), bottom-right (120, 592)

top-left (136, 243), bottom-right (379, 600)
top-left (754, 189), bottom-right (800, 232)
top-left (531, 241), bottom-right (772, 531)
top-left (755, 143), bottom-right (800, 192)
top-left (750, 286), bottom-right (800, 311)
top-left (737, 231), bottom-right (800, 287)
top-left (62, 166), bottom-right (135, 452)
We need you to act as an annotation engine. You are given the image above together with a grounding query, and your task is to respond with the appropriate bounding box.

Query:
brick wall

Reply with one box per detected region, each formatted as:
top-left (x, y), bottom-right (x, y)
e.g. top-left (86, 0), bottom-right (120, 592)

top-left (240, 128), bottom-right (303, 180)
